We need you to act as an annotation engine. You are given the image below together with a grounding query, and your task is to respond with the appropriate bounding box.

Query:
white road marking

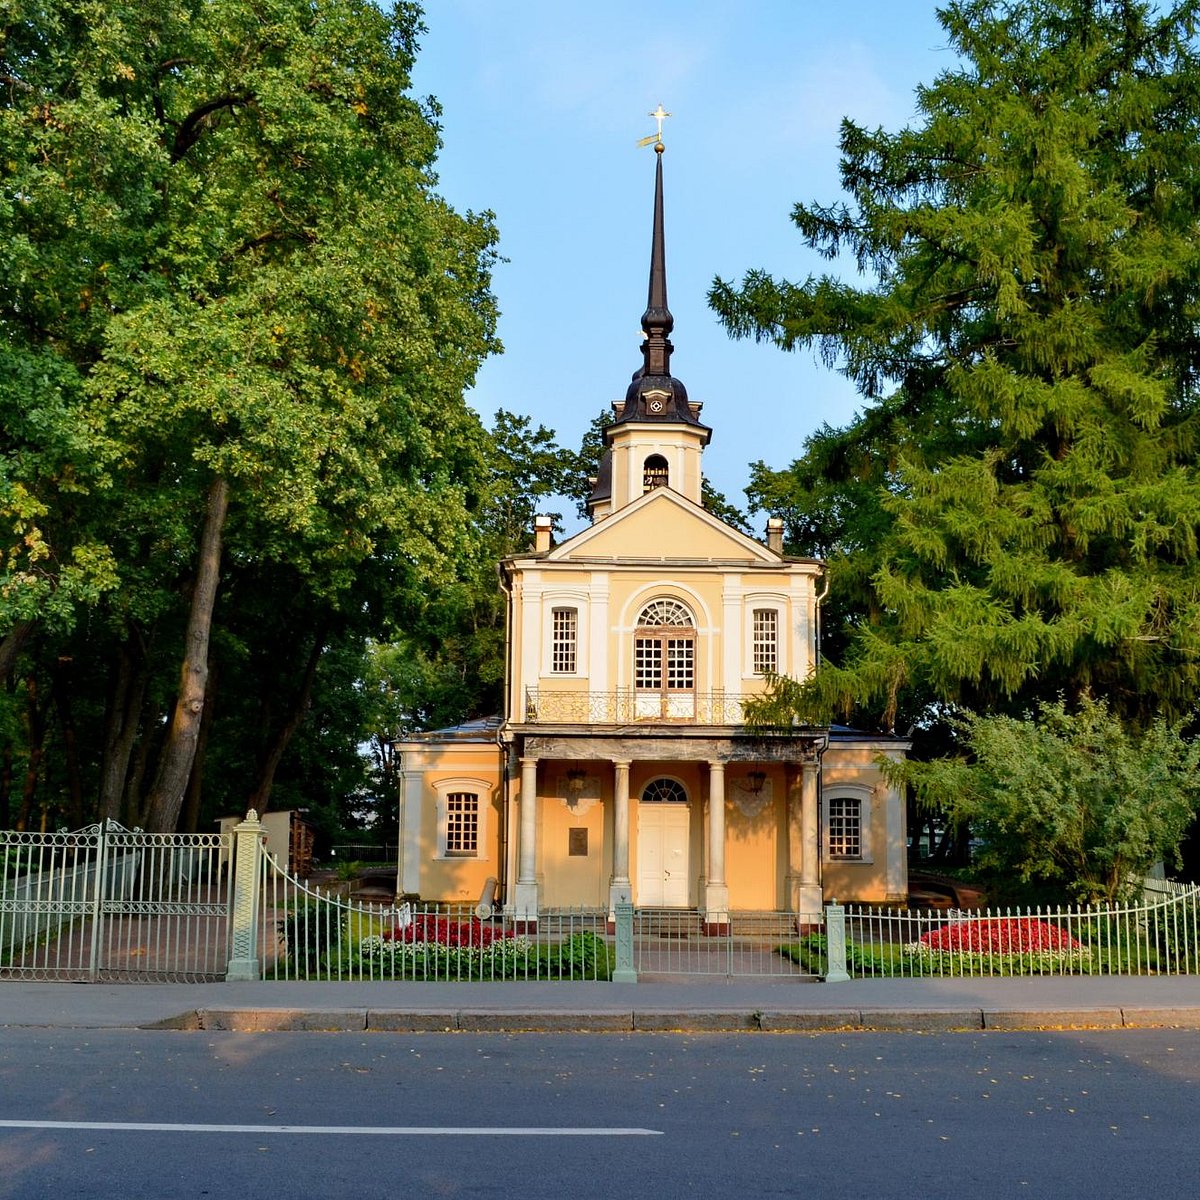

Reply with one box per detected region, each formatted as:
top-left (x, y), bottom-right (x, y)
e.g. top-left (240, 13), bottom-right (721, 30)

top-left (0, 1120), bottom-right (662, 1137)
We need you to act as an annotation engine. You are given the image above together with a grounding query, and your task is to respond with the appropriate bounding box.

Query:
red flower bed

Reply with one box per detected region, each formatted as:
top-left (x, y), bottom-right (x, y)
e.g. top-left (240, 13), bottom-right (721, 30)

top-left (381, 915), bottom-right (512, 948)
top-left (917, 917), bottom-right (1084, 955)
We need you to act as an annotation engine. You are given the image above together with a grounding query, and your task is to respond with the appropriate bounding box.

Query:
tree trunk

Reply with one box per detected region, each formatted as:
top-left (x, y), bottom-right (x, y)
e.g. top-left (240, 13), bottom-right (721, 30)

top-left (99, 628), bottom-right (151, 822)
top-left (180, 656), bottom-right (219, 834)
top-left (144, 476), bottom-right (229, 832)
top-left (15, 674), bottom-right (47, 831)
top-left (0, 742), bottom-right (10, 828)
top-left (0, 619), bottom-right (34, 683)
top-left (52, 655), bottom-right (85, 828)
top-left (247, 630), bottom-right (325, 814)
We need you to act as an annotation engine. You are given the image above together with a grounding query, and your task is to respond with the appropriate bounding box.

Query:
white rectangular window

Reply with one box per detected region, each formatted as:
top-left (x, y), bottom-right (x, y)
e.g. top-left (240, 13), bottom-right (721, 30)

top-left (752, 609), bottom-right (778, 675)
top-left (445, 792), bottom-right (479, 856)
top-left (828, 797), bottom-right (862, 860)
top-left (665, 638), bottom-right (694, 691)
top-left (635, 637), bottom-right (662, 690)
top-left (551, 607), bottom-right (577, 673)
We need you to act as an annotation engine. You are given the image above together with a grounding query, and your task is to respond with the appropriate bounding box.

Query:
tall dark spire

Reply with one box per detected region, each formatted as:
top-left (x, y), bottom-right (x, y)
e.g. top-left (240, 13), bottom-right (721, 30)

top-left (587, 130), bottom-right (711, 517)
top-left (641, 143), bottom-right (674, 376)
top-left (609, 139), bottom-right (709, 438)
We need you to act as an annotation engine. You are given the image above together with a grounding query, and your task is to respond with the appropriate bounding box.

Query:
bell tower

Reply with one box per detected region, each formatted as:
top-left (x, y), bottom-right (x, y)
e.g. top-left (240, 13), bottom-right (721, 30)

top-left (587, 137), bottom-right (710, 520)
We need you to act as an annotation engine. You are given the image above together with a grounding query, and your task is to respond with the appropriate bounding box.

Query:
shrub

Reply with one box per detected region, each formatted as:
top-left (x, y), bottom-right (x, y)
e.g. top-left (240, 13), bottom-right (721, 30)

top-left (538, 932), bottom-right (612, 980)
top-left (780, 933), bottom-right (912, 977)
top-left (277, 902), bottom-right (330, 970)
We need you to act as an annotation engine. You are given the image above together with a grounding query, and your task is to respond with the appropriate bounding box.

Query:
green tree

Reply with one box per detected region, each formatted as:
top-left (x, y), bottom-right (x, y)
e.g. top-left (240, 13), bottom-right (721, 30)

top-left (0, 0), bottom-right (498, 829)
top-left (365, 410), bottom-right (579, 739)
top-left (712, 0), bottom-right (1200, 730)
top-left (891, 696), bottom-right (1200, 902)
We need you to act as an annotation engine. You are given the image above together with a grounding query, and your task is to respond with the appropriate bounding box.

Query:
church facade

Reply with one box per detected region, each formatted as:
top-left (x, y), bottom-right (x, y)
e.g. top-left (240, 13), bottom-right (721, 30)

top-left (395, 144), bottom-right (908, 927)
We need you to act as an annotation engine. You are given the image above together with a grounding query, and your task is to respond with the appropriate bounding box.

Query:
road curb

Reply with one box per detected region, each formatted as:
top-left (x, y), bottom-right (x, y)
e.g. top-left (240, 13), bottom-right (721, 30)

top-left (859, 1008), bottom-right (983, 1031)
top-left (122, 1005), bottom-right (1200, 1035)
top-left (1120, 1007), bottom-right (1200, 1028)
top-left (983, 1007), bottom-right (1124, 1030)
top-left (200, 1008), bottom-right (369, 1032)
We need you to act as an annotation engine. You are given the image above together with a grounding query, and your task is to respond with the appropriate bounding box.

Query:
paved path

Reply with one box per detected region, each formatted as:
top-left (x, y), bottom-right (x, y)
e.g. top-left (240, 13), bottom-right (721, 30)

top-left (2, 975), bottom-right (1198, 1033)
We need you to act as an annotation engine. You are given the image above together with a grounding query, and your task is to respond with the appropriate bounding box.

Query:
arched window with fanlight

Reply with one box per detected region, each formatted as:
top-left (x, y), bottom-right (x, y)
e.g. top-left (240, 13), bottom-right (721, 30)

top-left (634, 598), bottom-right (695, 719)
top-left (643, 454), bottom-right (669, 492)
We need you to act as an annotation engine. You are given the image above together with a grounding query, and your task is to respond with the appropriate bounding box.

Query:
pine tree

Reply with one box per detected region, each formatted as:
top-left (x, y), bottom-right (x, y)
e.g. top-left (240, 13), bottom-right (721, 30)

top-left (712, 0), bottom-right (1200, 729)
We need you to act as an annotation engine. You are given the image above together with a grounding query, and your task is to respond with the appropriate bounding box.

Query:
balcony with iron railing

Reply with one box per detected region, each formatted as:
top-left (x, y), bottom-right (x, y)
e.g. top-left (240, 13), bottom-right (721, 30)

top-left (522, 687), bottom-right (751, 726)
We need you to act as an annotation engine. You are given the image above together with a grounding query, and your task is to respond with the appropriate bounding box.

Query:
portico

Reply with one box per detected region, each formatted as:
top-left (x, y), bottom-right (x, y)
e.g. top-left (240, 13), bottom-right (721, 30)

top-left (506, 728), bottom-right (827, 930)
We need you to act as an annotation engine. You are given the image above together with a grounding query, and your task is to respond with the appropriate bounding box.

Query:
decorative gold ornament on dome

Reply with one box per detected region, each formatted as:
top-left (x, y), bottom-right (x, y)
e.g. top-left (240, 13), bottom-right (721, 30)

top-left (637, 103), bottom-right (671, 151)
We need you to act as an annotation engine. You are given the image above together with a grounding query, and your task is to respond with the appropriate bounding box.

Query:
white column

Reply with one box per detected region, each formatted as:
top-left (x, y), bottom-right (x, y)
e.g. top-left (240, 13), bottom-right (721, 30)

top-left (514, 755), bottom-right (539, 926)
top-left (398, 763), bottom-right (423, 898)
top-left (786, 766), bottom-right (803, 911)
top-left (884, 779), bottom-right (907, 902)
top-left (796, 760), bottom-right (823, 926)
top-left (589, 575), bottom-right (610, 692)
top-left (608, 760), bottom-right (632, 915)
top-left (721, 581), bottom-right (742, 693)
top-left (703, 761), bottom-right (729, 930)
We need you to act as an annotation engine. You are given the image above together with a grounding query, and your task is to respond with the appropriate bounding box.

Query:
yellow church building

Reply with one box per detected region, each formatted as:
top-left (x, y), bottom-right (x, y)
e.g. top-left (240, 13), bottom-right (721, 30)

top-left (395, 144), bottom-right (908, 929)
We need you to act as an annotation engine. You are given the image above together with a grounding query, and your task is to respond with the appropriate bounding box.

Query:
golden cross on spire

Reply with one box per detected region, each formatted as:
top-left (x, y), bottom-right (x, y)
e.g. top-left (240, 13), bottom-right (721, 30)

top-left (636, 104), bottom-right (671, 149)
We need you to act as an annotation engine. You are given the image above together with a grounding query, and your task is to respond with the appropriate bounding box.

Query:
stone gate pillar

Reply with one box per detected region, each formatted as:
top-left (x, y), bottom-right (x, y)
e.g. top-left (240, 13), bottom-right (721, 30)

top-left (226, 809), bottom-right (265, 982)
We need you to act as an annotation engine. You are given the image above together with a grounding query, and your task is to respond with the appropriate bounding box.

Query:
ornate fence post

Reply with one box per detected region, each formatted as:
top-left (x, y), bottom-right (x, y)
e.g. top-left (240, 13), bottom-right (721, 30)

top-left (612, 901), bottom-right (637, 983)
top-left (823, 900), bottom-right (850, 983)
top-left (226, 809), bottom-right (265, 981)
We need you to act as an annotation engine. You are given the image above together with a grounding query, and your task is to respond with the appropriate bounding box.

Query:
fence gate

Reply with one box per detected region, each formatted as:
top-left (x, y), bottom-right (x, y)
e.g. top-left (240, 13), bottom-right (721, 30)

top-left (0, 821), bottom-right (233, 982)
top-left (632, 909), bottom-right (820, 979)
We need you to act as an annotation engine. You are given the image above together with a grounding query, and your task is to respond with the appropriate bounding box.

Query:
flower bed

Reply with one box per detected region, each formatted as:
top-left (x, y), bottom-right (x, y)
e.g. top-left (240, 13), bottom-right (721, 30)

top-left (905, 916), bottom-right (1090, 974)
top-left (359, 921), bottom-right (526, 977)
top-left (355, 915), bottom-right (528, 980)
top-left (382, 914), bottom-right (513, 949)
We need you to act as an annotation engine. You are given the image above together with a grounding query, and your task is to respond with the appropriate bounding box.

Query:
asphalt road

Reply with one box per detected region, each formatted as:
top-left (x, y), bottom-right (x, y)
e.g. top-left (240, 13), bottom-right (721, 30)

top-left (1, 1029), bottom-right (1197, 1199)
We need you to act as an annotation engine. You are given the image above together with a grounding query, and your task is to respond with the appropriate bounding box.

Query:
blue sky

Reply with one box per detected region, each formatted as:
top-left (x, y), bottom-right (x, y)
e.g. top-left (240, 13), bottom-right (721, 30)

top-left (410, 2), bottom-right (958, 531)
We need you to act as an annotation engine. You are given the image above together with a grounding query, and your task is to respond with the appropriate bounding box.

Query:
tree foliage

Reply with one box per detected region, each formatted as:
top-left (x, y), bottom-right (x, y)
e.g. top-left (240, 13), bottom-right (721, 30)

top-left (715, 0), bottom-right (1200, 730)
top-left (890, 696), bottom-right (1200, 902)
top-left (362, 410), bottom-right (580, 745)
top-left (0, 0), bottom-right (498, 830)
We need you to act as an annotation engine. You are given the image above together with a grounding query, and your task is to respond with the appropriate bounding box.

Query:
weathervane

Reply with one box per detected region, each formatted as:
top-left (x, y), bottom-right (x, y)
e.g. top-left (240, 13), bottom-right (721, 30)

top-left (637, 104), bottom-right (671, 150)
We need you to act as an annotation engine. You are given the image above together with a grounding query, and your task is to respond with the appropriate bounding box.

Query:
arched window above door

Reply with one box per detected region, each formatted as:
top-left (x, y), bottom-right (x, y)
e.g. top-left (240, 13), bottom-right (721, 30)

top-left (641, 778), bottom-right (688, 804)
top-left (637, 598), bottom-right (693, 627)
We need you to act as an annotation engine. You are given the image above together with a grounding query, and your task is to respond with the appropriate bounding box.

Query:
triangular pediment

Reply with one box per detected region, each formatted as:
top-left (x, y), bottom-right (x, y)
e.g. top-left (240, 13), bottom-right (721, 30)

top-left (544, 487), bottom-right (780, 563)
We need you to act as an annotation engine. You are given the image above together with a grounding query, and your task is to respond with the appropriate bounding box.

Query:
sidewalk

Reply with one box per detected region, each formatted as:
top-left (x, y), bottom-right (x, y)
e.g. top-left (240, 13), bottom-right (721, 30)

top-left (2, 975), bottom-right (1199, 1033)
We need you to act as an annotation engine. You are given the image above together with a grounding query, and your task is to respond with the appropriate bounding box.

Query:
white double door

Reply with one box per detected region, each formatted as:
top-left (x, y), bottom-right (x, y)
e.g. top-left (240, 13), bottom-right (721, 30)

top-left (637, 802), bottom-right (690, 907)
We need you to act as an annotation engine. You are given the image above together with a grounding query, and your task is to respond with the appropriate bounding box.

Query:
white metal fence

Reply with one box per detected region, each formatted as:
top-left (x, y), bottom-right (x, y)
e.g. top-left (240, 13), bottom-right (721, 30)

top-left (258, 849), bottom-right (615, 982)
top-left (816, 887), bottom-right (1200, 980)
top-left (5, 808), bottom-right (1197, 985)
top-left (0, 821), bottom-right (232, 981)
top-left (632, 908), bottom-right (820, 979)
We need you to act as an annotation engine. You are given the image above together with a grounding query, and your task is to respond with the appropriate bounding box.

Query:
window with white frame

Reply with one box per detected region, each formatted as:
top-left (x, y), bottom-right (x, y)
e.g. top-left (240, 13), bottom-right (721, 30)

top-left (433, 779), bottom-right (491, 860)
top-left (444, 792), bottom-right (480, 856)
top-left (752, 608), bottom-right (778, 675)
top-left (635, 599), bottom-right (695, 694)
top-left (551, 607), bottom-right (577, 673)
top-left (827, 795), bottom-right (863, 860)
